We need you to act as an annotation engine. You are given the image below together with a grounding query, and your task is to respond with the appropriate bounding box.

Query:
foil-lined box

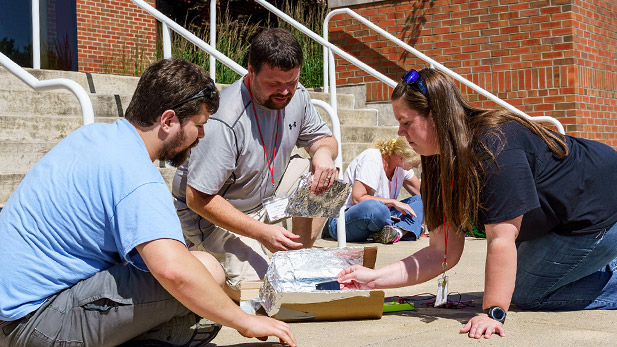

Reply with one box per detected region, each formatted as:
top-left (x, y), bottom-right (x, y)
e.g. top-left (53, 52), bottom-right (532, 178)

top-left (258, 247), bottom-right (384, 322)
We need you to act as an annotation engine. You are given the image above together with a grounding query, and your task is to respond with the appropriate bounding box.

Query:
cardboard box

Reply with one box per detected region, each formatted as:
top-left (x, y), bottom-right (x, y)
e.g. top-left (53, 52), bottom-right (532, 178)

top-left (241, 246), bottom-right (384, 322)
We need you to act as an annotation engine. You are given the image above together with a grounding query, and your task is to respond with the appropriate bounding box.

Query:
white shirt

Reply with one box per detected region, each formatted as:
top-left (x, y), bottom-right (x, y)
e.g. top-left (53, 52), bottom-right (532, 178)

top-left (342, 148), bottom-right (415, 208)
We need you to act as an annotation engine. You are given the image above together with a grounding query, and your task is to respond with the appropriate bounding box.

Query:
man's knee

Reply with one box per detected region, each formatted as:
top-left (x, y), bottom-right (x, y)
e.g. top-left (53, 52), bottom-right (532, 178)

top-left (190, 251), bottom-right (225, 288)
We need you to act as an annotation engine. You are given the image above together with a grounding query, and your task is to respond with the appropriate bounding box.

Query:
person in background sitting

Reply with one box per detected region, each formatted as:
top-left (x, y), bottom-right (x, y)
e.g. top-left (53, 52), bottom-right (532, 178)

top-left (326, 137), bottom-right (423, 244)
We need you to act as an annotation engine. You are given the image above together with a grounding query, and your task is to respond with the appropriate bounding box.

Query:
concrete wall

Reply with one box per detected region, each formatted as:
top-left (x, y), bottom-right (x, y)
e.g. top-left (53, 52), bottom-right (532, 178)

top-left (327, 0), bottom-right (617, 147)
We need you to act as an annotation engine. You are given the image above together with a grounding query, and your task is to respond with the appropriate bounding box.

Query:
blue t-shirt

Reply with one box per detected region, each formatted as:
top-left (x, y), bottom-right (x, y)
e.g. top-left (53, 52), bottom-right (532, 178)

top-left (0, 119), bottom-right (185, 321)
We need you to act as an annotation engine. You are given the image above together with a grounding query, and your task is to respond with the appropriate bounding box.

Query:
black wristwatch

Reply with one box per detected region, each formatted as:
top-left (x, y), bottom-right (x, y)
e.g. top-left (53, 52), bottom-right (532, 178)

top-left (485, 306), bottom-right (506, 323)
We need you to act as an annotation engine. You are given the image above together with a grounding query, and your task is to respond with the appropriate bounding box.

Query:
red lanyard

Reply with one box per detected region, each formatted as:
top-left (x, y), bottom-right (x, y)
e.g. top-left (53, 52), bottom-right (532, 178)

top-left (247, 79), bottom-right (280, 187)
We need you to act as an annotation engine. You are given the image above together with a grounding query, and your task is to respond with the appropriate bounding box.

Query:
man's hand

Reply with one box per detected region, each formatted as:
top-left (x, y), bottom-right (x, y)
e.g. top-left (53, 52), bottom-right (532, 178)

top-left (460, 314), bottom-right (505, 339)
top-left (138, 239), bottom-right (298, 346)
top-left (258, 224), bottom-right (303, 253)
top-left (237, 315), bottom-right (297, 347)
top-left (310, 152), bottom-right (338, 195)
top-left (307, 136), bottom-right (338, 195)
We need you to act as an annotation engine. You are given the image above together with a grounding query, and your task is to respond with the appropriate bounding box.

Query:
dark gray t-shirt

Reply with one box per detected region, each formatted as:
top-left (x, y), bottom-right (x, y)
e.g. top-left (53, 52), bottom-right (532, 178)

top-left (173, 78), bottom-right (331, 213)
top-left (476, 121), bottom-right (617, 242)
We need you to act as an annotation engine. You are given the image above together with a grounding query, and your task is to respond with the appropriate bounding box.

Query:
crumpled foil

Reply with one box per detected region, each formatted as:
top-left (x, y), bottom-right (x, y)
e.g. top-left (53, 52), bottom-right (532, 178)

top-left (285, 173), bottom-right (351, 218)
top-left (260, 247), bottom-right (365, 317)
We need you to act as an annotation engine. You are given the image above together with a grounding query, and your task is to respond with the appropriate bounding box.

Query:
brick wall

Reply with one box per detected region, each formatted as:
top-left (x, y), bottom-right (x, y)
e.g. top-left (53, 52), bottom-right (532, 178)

top-left (76, 0), bottom-right (157, 76)
top-left (329, 0), bottom-right (617, 147)
top-left (571, 0), bottom-right (617, 146)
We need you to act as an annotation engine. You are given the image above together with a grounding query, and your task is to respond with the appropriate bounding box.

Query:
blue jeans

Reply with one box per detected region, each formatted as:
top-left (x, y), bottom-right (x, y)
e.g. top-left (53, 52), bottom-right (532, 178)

top-left (327, 196), bottom-right (423, 242)
top-left (513, 221), bottom-right (617, 311)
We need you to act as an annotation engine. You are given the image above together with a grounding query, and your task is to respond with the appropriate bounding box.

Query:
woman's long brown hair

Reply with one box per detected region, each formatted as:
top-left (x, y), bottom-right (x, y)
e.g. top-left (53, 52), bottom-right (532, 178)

top-left (391, 68), bottom-right (568, 233)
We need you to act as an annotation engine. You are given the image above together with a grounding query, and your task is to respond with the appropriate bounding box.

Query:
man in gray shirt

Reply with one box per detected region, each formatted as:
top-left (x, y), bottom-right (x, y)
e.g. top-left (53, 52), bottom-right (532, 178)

top-left (172, 28), bottom-right (338, 298)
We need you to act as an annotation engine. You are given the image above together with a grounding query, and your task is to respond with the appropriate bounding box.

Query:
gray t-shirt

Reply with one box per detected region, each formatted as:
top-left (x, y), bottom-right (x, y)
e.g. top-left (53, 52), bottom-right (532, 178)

top-left (173, 78), bottom-right (332, 213)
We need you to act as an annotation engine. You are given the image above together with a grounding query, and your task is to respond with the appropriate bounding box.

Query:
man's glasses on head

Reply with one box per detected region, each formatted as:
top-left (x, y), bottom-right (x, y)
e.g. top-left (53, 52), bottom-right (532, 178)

top-left (402, 69), bottom-right (428, 98)
top-left (170, 80), bottom-right (216, 110)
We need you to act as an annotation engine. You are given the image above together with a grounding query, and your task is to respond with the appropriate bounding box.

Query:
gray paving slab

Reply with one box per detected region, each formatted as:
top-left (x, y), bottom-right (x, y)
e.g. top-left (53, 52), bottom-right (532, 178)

top-left (211, 237), bottom-right (617, 347)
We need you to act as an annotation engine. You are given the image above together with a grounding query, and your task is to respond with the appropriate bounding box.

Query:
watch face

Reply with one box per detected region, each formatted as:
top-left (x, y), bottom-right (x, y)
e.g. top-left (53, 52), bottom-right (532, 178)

top-left (489, 307), bottom-right (506, 322)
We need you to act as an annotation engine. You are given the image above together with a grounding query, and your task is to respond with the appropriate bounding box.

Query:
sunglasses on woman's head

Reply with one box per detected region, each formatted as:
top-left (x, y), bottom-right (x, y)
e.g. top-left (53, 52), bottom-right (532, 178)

top-left (402, 69), bottom-right (428, 98)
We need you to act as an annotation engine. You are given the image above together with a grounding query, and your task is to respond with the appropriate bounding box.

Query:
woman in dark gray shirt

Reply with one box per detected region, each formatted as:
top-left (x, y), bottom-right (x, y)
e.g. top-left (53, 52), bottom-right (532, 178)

top-left (337, 68), bottom-right (617, 339)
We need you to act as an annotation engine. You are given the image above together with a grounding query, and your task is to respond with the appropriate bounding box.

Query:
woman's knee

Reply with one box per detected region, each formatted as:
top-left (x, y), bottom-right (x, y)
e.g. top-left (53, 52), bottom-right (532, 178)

top-left (511, 284), bottom-right (543, 310)
top-left (359, 200), bottom-right (390, 221)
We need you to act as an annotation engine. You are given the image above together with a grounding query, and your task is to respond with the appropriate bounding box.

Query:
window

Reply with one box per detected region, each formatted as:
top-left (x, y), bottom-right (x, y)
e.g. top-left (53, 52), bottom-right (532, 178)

top-left (0, 0), bottom-right (77, 70)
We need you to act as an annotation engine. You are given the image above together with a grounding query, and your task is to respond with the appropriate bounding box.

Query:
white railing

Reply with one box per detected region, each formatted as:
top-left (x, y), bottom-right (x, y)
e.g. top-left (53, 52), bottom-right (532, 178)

top-left (209, 0), bottom-right (217, 82)
top-left (131, 0), bottom-right (245, 76)
top-left (311, 99), bottom-right (346, 247)
top-left (1, 52), bottom-right (94, 125)
top-left (32, 0), bottom-right (40, 69)
top-left (323, 8), bottom-right (565, 134)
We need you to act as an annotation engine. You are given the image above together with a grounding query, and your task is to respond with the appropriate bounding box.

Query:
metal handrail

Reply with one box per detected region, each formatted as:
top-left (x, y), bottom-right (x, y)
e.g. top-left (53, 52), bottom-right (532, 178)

top-left (323, 8), bottom-right (565, 135)
top-left (32, 0), bottom-right (40, 69)
top-left (1, 52), bottom-right (94, 125)
top-left (311, 99), bottom-right (346, 247)
top-left (131, 0), bottom-right (246, 76)
top-left (209, 0), bottom-right (217, 82)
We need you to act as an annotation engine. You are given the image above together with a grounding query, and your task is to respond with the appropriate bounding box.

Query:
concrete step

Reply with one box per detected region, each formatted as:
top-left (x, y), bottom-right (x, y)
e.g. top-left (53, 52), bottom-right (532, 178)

top-left (0, 114), bottom-right (117, 142)
top-left (0, 90), bottom-right (131, 118)
top-left (341, 142), bottom-right (373, 163)
top-left (0, 116), bottom-right (390, 167)
top-left (0, 141), bottom-right (55, 173)
top-left (0, 67), bottom-right (140, 95)
top-left (0, 173), bottom-right (23, 208)
top-left (340, 125), bottom-right (399, 144)
top-left (367, 101), bottom-right (397, 126)
top-left (320, 108), bottom-right (378, 127)
top-left (307, 90), bottom-right (354, 109)
top-left (2, 67), bottom-right (357, 111)
top-left (1, 91), bottom-right (372, 128)
top-left (1, 88), bottom-right (362, 126)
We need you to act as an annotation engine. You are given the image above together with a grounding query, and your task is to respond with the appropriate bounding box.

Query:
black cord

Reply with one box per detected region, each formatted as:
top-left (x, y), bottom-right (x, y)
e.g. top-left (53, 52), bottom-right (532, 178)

top-left (387, 292), bottom-right (474, 309)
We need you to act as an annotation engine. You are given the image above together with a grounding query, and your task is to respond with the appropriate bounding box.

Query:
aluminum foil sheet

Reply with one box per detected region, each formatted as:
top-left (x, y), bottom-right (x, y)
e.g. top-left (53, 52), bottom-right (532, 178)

top-left (285, 174), bottom-right (351, 218)
top-left (260, 247), bottom-right (365, 316)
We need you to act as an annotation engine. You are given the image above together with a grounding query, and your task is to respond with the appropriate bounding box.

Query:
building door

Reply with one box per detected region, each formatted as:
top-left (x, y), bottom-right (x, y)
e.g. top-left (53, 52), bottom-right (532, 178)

top-left (0, 0), bottom-right (77, 70)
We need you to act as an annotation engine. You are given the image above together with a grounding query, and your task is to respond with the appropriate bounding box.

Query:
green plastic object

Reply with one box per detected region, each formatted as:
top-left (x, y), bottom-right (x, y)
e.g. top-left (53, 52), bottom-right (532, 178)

top-left (383, 301), bottom-right (415, 312)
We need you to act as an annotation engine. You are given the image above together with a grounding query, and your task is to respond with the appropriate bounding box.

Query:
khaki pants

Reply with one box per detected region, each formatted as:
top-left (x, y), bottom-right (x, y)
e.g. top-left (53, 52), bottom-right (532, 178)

top-left (175, 156), bottom-right (310, 289)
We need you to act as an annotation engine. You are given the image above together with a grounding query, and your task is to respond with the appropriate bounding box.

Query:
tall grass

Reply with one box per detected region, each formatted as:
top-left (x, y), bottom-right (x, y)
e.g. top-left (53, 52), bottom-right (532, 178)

top-left (103, 38), bottom-right (149, 76)
top-left (273, 0), bottom-right (328, 88)
top-left (159, 0), bottom-right (327, 87)
top-left (160, 7), bottom-right (259, 83)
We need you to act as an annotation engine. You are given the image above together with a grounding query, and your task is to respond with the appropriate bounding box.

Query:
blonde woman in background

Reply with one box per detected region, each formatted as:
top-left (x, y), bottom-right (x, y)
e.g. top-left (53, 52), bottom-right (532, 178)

top-left (325, 137), bottom-right (423, 244)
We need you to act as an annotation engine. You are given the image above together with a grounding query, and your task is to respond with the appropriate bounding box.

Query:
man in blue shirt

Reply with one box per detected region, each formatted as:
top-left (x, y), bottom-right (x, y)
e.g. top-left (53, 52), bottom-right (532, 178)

top-left (0, 58), bottom-right (296, 347)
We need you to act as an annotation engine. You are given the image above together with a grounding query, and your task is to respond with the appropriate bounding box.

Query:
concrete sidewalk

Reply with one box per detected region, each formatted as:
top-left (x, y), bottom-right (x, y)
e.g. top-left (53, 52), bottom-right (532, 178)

top-left (212, 236), bottom-right (616, 347)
